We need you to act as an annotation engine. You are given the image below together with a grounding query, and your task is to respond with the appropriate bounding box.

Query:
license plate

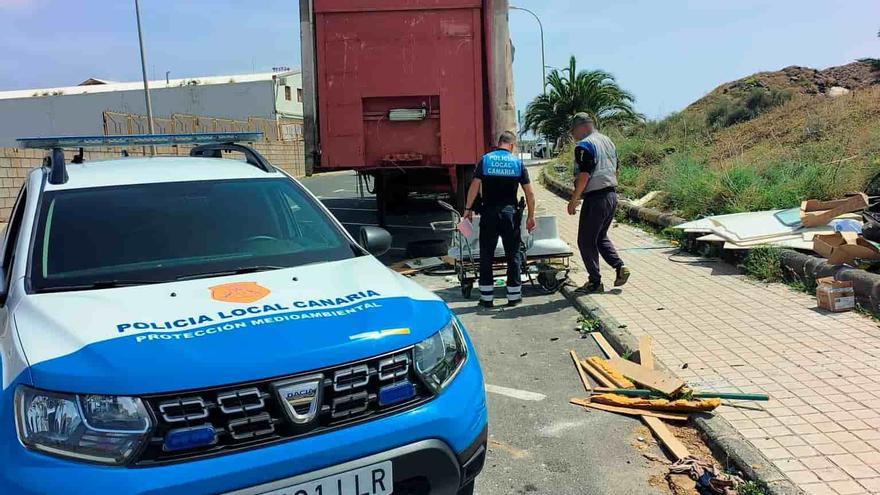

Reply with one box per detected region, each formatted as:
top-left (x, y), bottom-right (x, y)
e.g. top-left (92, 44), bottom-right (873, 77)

top-left (259, 461), bottom-right (393, 495)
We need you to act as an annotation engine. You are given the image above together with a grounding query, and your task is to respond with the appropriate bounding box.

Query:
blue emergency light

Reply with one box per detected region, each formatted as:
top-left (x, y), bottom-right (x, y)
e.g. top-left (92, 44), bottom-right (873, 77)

top-left (163, 425), bottom-right (218, 452)
top-left (15, 132), bottom-right (271, 186)
top-left (378, 380), bottom-right (416, 406)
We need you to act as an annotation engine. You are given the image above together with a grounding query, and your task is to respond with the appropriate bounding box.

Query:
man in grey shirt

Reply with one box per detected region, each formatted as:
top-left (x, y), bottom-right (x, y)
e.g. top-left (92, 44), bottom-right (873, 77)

top-left (566, 113), bottom-right (630, 293)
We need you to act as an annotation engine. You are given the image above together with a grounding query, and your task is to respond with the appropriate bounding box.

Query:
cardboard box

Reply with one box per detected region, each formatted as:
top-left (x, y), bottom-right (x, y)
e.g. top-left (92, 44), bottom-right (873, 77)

top-left (816, 277), bottom-right (855, 312)
top-left (813, 232), bottom-right (880, 266)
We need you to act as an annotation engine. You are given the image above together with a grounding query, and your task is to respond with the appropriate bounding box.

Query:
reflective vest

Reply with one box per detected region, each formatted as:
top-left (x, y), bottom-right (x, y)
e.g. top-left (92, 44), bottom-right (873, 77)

top-left (576, 131), bottom-right (618, 194)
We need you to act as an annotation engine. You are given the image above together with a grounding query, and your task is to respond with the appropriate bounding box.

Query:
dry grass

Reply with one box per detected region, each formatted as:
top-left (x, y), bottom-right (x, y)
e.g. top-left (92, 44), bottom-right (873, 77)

top-left (604, 86), bottom-right (880, 218)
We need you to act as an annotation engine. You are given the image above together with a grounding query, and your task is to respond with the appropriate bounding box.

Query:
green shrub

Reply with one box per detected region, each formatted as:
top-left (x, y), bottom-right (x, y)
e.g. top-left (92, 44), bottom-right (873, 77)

top-left (706, 89), bottom-right (791, 129)
top-left (616, 137), bottom-right (667, 169)
top-left (742, 247), bottom-right (784, 282)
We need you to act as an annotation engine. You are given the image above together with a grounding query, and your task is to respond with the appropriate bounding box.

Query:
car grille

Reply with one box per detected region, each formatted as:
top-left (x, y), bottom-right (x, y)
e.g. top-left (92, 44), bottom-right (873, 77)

top-left (135, 348), bottom-right (431, 465)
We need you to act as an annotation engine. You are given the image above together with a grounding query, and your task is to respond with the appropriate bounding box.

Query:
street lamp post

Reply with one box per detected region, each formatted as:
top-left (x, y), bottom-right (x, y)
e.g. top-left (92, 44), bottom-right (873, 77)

top-left (509, 5), bottom-right (546, 95)
top-left (134, 0), bottom-right (156, 149)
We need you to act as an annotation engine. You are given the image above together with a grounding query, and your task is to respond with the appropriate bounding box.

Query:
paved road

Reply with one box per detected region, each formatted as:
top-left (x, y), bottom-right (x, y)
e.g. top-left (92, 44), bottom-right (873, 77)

top-left (301, 172), bottom-right (670, 495)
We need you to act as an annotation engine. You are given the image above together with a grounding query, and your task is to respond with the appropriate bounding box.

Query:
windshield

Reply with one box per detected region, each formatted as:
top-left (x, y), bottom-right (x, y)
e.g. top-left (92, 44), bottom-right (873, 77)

top-left (30, 178), bottom-right (358, 292)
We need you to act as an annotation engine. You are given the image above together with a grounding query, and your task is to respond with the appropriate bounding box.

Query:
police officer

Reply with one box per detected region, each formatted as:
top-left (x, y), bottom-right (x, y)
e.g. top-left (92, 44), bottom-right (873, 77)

top-left (463, 131), bottom-right (536, 308)
top-left (567, 113), bottom-right (630, 293)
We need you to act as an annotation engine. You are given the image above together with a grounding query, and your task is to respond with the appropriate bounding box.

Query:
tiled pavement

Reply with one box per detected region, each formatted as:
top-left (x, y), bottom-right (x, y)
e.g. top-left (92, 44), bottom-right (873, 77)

top-left (531, 178), bottom-right (880, 495)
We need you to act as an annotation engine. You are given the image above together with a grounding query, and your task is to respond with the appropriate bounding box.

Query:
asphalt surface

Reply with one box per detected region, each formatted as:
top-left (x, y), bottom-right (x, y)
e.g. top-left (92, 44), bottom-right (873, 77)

top-left (416, 275), bottom-right (668, 495)
top-left (301, 171), bottom-right (671, 495)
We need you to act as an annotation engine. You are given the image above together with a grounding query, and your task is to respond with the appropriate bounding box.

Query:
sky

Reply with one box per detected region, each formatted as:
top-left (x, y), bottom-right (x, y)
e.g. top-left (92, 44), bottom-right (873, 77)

top-left (0, 0), bottom-right (877, 119)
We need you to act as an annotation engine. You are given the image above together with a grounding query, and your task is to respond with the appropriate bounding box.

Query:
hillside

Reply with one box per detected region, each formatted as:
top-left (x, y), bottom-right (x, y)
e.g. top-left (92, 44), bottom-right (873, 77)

top-left (588, 60), bottom-right (880, 219)
top-left (685, 60), bottom-right (879, 115)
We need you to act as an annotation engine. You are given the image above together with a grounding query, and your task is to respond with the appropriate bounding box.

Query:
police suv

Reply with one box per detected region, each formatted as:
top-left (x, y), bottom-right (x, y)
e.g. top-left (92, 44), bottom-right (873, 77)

top-left (0, 134), bottom-right (487, 494)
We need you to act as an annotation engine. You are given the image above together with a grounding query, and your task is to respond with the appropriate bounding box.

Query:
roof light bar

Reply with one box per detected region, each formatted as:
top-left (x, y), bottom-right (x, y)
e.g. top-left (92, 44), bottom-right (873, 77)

top-left (16, 132), bottom-right (263, 150)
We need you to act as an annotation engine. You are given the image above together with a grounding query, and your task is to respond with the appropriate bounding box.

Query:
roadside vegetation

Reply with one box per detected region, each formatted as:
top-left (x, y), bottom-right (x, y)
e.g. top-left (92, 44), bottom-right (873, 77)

top-left (543, 60), bottom-right (880, 220)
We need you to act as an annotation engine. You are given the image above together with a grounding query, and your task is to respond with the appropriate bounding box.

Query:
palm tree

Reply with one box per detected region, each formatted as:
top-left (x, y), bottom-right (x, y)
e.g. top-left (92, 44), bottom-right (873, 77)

top-left (523, 56), bottom-right (643, 145)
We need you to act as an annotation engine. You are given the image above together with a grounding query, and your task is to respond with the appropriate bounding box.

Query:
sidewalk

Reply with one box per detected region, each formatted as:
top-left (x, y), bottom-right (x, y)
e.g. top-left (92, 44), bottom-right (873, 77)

top-left (533, 179), bottom-right (880, 495)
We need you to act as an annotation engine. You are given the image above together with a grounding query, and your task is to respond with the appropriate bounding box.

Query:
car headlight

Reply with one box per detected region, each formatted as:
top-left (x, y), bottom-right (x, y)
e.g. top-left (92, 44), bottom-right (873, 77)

top-left (14, 386), bottom-right (151, 465)
top-left (414, 317), bottom-right (468, 393)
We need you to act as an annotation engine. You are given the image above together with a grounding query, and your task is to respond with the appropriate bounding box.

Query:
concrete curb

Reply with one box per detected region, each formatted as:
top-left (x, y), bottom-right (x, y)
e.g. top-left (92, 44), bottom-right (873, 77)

top-left (561, 286), bottom-right (804, 495)
top-left (541, 167), bottom-right (880, 315)
top-left (541, 168), bottom-right (686, 227)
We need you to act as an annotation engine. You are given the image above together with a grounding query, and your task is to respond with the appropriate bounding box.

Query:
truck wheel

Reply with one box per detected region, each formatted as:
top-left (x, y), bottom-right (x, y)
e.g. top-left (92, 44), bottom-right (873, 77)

top-left (375, 173), bottom-right (388, 227)
top-left (455, 165), bottom-right (475, 213)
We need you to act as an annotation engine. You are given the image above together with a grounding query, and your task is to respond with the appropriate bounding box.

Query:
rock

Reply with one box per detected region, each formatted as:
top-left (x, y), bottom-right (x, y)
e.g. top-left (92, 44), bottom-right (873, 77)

top-left (828, 86), bottom-right (851, 97)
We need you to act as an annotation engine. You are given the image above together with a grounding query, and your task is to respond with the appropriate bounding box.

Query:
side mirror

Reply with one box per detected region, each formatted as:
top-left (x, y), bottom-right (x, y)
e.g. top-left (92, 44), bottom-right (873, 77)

top-left (359, 226), bottom-right (392, 257)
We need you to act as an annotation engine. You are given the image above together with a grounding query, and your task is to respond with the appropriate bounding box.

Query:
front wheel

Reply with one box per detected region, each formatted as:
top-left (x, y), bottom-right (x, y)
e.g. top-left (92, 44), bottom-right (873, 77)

top-left (457, 482), bottom-right (475, 495)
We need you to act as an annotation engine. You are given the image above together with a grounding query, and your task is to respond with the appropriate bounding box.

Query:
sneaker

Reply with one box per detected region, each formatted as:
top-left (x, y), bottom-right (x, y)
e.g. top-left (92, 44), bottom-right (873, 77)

top-left (614, 266), bottom-right (631, 287)
top-left (506, 299), bottom-right (522, 308)
top-left (477, 300), bottom-right (494, 309)
top-left (575, 281), bottom-right (604, 294)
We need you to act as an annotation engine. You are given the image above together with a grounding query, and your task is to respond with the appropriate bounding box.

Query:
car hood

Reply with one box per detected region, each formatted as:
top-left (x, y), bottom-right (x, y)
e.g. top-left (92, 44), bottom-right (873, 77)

top-left (15, 256), bottom-right (451, 395)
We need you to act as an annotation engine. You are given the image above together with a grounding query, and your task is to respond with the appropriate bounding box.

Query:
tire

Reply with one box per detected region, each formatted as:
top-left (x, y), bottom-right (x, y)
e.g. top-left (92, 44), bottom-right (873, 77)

top-left (374, 172), bottom-right (388, 227)
top-left (461, 281), bottom-right (473, 299)
top-left (455, 165), bottom-right (475, 213)
top-left (457, 482), bottom-right (475, 495)
top-left (537, 268), bottom-right (564, 293)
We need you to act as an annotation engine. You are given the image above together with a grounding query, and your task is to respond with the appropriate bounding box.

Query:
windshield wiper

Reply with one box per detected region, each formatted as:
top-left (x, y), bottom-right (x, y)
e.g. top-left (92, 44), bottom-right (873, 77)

top-left (39, 279), bottom-right (167, 293)
top-left (175, 265), bottom-right (287, 282)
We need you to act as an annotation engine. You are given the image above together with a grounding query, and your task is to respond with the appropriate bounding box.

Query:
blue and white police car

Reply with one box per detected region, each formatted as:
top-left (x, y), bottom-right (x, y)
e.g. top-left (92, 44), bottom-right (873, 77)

top-left (0, 133), bottom-right (487, 494)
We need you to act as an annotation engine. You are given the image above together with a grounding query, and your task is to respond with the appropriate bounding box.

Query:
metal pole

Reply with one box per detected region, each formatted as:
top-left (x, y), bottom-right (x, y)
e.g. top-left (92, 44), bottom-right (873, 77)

top-left (135, 0), bottom-right (156, 154)
top-left (509, 6), bottom-right (546, 95)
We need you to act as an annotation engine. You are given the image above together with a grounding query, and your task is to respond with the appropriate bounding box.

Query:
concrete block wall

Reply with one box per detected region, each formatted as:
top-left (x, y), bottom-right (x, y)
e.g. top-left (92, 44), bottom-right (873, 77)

top-left (0, 140), bottom-right (306, 226)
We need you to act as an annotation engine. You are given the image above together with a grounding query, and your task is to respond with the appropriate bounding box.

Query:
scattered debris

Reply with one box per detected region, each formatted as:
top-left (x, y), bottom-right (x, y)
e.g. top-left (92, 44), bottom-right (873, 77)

top-left (813, 231), bottom-right (880, 266)
top-left (801, 193), bottom-right (869, 228)
top-left (816, 277), bottom-right (855, 312)
top-left (668, 458), bottom-right (743, 495)
top-left (591, 394), bottom-right (720, 413)
top-left (570, 332), bottom-right (771, 466)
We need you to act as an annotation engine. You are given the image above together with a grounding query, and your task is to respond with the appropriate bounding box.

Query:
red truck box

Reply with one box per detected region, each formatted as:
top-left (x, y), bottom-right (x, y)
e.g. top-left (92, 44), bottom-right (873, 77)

top-left (300, 0), bottom-right (515, 217)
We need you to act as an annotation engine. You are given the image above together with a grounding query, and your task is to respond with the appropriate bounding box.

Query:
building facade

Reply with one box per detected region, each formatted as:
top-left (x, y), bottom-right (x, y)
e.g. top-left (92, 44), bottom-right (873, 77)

top-left (0, 70), bottom-right (302, 146)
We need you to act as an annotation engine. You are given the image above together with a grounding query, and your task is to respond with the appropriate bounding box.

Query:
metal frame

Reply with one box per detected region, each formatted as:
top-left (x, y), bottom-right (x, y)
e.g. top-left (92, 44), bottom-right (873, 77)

top-left (15, 132), bottom-right (267, 186)
top-left (432, 201), bottom-right (571, 298)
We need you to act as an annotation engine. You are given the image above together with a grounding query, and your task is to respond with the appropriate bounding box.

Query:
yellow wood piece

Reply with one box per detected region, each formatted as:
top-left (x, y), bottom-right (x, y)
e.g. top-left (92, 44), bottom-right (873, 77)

top-left (586, 356), bottom-right (635, 389)
top-left (591, 393), bottom-right (720, 412)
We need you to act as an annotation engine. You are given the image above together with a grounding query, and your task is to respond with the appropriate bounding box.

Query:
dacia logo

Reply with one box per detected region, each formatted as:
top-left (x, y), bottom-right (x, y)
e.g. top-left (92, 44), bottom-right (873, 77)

top-left (286, 386), bottom-right (318, 406)
top-left (273, 374), bottom-right (323, 425)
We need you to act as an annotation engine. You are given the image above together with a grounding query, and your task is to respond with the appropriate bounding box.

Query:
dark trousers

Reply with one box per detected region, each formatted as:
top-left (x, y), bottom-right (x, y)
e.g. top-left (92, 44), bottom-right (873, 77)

top-left (577, 190), bottom-right (623, 283)
top-left (478, 205), bottom-right (523, 302)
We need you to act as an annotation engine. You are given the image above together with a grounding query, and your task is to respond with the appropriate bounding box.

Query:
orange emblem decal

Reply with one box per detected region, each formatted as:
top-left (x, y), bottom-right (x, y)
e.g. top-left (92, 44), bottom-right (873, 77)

top-left (210, 282), bottom-right (271, 304)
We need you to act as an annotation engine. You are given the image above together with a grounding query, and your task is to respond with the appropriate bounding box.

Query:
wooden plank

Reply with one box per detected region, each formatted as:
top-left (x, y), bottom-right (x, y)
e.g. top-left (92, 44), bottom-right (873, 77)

top-left (569, 398), bottom-right (689, 422)
top-left (590, 332), bottom-right (618, 359)
top-left (579, 359), bottom-right (615, 388)
top-left (585, 331), bottom-right (691, 460)
top-left (607, 358), bottom-right (685, 396)
top-left (642, 416), bottom-right (691, 461)
top-left (569, 350), bottom-right (592, 394)
top-left (639, 336), bottom-right (654, 370)
top-left (585, 356), bottom-right (634, 388)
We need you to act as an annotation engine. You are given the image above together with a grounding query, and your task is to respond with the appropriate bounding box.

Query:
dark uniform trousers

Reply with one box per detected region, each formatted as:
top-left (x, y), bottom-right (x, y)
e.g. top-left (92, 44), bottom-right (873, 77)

top-left (478, 204), bottom-right (523, 302)
top-left (577, 189), bottom-right (623, 283)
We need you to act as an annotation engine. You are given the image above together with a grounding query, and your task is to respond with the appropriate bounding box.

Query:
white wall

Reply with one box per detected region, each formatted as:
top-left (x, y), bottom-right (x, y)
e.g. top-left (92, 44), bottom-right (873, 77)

top-left (274, 73), bottom-right (304, 119)
top-left (0, 80), bottom-right (277, 146)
